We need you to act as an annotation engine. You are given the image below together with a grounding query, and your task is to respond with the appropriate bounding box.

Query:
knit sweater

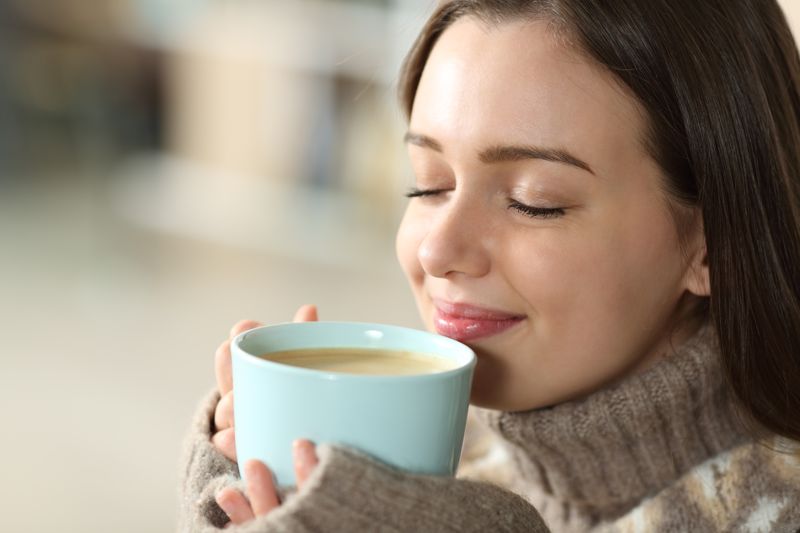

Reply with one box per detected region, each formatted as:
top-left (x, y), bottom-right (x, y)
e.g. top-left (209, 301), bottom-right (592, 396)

top-left (177, 323), bottom-right (800, 532)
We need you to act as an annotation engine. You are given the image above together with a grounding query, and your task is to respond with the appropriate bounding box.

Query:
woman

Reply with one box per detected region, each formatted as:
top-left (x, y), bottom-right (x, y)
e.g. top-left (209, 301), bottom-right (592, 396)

top-left (179, 0), bottom-right (800, 530)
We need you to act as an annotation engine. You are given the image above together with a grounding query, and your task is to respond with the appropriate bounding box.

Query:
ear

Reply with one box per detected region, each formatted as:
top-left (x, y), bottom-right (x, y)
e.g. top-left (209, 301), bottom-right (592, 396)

top-left (684, 246), bottom-right (710, 297)
top-left (682, 213), bottom-right (710, 297)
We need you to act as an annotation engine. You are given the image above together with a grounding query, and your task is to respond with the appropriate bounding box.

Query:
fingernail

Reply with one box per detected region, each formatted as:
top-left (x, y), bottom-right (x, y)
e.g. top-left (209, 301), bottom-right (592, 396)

top-left (244, 459), bottom-right (260, 479)
top-left (292, 439), bottom-right (307, 453)
top-left (215, 492), bottom-right (232, 513)
top-left (292, 444), bottom-right (305, 467)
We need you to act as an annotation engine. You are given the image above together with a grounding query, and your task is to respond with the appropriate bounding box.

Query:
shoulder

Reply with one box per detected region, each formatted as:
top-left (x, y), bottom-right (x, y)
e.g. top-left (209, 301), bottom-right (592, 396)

top-left (615, 438), bottom-right (800, 533)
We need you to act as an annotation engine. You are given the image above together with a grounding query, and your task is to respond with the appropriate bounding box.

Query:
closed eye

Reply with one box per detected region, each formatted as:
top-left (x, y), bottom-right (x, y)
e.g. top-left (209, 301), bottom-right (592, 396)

top-left (404, 187), bottom-right (449, 198)
top-left (508, 200), bottom-right (565, 219)
top-left (405, 188), bottom-right (565, 219)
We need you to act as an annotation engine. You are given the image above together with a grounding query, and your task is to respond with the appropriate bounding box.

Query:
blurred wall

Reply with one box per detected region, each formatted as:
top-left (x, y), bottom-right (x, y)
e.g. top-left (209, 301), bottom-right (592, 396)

top-left (0, 2), bottom-right (433, 533)
top-left (787, 0), bottom-right (800, 30)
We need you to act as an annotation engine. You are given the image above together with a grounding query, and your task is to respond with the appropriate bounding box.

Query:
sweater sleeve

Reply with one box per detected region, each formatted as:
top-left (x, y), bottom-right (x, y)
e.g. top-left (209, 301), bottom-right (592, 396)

top-left (177, 388), bottom-right (242, 531)
top-left (177, 389), bottom-right (551, 533)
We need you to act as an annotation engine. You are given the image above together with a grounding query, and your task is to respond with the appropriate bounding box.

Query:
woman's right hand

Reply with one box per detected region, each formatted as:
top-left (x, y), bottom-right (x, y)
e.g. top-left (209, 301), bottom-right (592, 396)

top-left (211, 304), bottom-right (319, 461)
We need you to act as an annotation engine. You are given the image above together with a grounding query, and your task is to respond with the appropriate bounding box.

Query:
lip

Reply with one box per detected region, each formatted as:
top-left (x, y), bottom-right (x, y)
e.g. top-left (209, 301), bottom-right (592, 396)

top-left (432, 299), bottom-right (525, 342)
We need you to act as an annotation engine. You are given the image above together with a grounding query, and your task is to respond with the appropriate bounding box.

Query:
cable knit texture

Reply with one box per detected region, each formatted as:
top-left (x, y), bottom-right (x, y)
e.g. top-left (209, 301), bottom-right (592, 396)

top-left (178, 323), bottom-right (800, 532)
top-left (468, 323), bottom-right (800, 531)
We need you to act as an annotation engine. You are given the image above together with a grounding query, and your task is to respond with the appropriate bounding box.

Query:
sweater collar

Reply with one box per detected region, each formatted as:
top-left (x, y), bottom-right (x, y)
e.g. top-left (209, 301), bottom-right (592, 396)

top-left (476, 321), bottom-right (748, 520)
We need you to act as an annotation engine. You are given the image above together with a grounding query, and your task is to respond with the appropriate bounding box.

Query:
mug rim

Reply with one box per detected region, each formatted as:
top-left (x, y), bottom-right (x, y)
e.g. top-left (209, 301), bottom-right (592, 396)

top-left (231, 321), bottom-right (477, 382)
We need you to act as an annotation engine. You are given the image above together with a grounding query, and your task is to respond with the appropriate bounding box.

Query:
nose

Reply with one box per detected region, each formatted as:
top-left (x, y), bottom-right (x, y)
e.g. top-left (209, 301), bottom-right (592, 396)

top-left (417, 196), bottom-right (491, 279)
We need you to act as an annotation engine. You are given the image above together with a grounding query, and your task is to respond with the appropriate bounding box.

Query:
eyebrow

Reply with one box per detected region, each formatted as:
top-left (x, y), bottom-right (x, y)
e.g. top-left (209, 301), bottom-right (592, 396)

top-left (403, 132), bottom-right (595, 175)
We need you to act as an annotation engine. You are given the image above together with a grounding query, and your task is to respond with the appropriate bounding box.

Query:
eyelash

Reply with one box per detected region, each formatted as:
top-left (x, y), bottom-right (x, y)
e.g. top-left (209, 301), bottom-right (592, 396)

top-left (404, 187), bottom-right (565, 219)
top-left (508, 200), bottom-right (565, 219)
top-left (405, 187), bottom-right (449, 198)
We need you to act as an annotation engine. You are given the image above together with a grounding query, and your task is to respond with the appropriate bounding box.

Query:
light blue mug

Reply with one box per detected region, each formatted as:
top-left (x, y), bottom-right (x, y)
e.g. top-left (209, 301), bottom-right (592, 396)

top-left (231, 321), bottom-right (476, 487)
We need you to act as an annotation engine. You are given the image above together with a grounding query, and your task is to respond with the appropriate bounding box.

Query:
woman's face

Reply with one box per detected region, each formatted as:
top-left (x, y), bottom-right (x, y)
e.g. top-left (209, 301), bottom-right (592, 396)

top-left (396, 17), bottom-right (707, 411)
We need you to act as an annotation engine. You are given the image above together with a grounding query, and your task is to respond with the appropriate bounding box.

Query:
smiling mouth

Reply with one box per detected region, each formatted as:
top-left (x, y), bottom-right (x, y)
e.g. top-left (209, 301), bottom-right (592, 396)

top-left (432, 300), bottom-right (525, 342)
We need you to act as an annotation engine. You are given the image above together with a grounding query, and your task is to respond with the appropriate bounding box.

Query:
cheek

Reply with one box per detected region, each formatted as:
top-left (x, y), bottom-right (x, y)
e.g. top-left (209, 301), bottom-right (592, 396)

top-left (605, 198), bottom-right (687, 304)
top-left (502, 214), bottom-right (681, 332)
top-left (503, 242), bottom-right (596, 339)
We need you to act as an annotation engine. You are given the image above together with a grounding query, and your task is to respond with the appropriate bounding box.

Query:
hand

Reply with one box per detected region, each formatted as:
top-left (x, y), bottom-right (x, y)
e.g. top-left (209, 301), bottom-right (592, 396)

top-left (211, 304), bottom-right (319, 461)
top-left (215, 439), bottom-right (319, 526)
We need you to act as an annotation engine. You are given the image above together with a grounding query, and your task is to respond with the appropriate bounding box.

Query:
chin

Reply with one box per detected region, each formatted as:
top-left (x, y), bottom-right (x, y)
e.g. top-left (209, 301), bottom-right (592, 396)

top-left (466, 358), bottom-right (508, 410)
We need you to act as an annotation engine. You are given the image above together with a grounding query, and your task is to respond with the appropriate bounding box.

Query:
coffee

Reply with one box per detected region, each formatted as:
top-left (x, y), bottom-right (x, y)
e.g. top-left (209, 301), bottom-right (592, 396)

top-left (258, 347), bottom-right (455, 376)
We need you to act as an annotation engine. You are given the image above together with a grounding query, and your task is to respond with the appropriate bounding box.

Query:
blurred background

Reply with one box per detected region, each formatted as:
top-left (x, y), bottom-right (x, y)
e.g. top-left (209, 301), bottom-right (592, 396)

top-left (0, 1), bottom-right (798, 531)
top-left (0, 1), bottom-right (431, 531)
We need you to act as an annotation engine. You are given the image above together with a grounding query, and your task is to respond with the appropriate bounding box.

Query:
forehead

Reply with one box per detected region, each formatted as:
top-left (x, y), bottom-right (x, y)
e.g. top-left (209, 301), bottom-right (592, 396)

top-left (409, 16), bottom-right (650, 177)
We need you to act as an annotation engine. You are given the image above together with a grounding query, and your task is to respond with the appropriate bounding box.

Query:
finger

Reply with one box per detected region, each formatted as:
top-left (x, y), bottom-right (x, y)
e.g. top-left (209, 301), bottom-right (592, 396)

top-left (292, 304), bottom-right (318, 323)
top-left (215, 339), bottom-right (233, 396)
top-left (245, 459), bottom-right (281, 516)
top-left (216, 487), bottom-right (255, 525)
top-left (230, 319), bottom-right (263, 339)
top-left (217, 320), bottom-right (262, 395)
top-left (211, 427), bottom-right (237, 462)
top-left (292, 439), bottom-right (320, 489)
top-left (214, 391), bottom-right (234, 431)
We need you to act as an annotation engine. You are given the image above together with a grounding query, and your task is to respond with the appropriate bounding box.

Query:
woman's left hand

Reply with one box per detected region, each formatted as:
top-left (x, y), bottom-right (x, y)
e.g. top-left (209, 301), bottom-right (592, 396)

top-left (215, 439), bottom-right (319, 527)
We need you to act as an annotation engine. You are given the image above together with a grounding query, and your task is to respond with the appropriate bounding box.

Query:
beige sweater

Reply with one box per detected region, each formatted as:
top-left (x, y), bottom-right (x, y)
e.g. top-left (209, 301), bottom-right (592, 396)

top-left (177, 324), bottom-right (800, 532)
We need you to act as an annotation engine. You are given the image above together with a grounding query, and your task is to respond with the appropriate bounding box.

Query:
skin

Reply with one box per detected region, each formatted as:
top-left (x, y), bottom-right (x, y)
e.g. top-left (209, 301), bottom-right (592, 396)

top-left (396, 17), bottom-right (709, 411)
top-left (212, 17), bottom-right (711, 524)
top-left (212, 308), bottom-right (320, 526)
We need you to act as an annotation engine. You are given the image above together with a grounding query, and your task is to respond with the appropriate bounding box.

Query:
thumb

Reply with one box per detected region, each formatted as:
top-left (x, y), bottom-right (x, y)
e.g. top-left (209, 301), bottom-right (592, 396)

top-left (293, 304), bottom-right (318, 322)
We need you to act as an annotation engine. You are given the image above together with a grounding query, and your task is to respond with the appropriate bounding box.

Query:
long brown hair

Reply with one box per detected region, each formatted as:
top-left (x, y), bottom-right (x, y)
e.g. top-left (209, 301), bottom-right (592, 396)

top-left (398, 0), bottom-right (800, 442)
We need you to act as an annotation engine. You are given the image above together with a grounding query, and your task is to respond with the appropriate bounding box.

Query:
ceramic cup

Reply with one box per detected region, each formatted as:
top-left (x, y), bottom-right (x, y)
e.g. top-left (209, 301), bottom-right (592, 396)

top-left (231, 321), bottom-right (476, 486)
